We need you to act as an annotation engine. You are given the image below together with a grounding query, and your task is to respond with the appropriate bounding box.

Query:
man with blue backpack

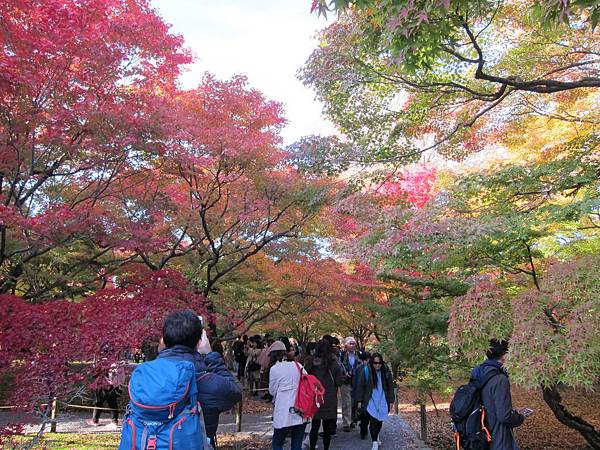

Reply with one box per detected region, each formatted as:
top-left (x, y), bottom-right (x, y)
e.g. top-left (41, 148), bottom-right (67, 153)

top-left (119, 310), bottom-right (242, 450)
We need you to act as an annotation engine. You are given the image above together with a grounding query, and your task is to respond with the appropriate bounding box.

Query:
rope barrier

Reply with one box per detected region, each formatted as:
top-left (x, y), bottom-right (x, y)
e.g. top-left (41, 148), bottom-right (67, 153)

top-left (0, 389), bottom-right (269, 435)
top-left (0, 403), bottom-right (124, 412)
top-left (59, 402), bottom-right (126, 412)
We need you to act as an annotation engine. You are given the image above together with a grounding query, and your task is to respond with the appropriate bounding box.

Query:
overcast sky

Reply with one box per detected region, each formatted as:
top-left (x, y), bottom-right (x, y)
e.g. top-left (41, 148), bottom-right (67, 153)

top-left (151, 0), bottom-right (336, 145)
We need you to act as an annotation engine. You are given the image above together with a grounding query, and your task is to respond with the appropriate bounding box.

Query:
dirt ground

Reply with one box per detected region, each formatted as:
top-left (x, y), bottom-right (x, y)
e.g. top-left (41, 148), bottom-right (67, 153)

top-left (399, 385), bottom-right (600, 450)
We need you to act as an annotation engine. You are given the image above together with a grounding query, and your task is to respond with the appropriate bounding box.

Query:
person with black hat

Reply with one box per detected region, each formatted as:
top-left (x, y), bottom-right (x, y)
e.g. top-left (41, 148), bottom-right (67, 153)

top-left (470, 339), bottom-right (532, 450)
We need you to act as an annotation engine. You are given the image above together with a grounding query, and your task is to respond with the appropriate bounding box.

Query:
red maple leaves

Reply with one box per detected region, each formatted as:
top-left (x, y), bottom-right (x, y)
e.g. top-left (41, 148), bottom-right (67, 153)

top-left (0, 269), bottom-right (209, 406)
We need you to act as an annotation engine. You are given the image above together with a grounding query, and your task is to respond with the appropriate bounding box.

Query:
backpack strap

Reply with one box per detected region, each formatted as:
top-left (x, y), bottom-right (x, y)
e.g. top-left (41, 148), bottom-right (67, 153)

top-left (140, 425), bottom-right (150, 450)
top-left (295, 361), bottom-right (307, 375)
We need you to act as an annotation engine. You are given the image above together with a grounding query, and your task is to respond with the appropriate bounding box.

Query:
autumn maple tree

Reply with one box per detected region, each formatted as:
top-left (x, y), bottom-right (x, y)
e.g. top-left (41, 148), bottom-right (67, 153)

top-left (303, 0), bottom-right (599, 162)
top-left (0, 0), bottom-right (190, 299)
top-left (324, 111), bottom-right (599, 445)
top-left (0, 0), bottom-right (335, 438)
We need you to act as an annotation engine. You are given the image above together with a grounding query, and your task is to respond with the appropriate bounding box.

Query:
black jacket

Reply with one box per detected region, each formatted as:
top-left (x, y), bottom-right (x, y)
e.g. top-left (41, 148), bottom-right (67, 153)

top-left (340, 350), bottom-right (361, 384)
top-left (158, 346), bottom-right (242, 437)
top-left (307, 356), bottom-right (344, 419)
top-left (354, 363), bottom-right (395, 408)
top-left (471, 359), bottom-right (524, 450)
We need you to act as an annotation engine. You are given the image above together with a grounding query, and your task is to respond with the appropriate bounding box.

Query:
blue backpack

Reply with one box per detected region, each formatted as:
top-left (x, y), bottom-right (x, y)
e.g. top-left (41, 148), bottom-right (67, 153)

top-left (119, 358), bottom-right (210, 450)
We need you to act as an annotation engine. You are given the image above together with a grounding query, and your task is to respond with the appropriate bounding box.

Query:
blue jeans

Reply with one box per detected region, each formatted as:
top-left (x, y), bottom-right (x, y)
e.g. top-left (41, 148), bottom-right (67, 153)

top-left (272, 423), bottom-right (307, 450)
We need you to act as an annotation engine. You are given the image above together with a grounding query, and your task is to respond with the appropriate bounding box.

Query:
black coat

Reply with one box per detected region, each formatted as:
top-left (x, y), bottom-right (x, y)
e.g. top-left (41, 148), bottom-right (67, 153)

top-left (308, 357), bottom-right (344, 420)
top-left (340, 350), bottom-right (361, 385)
top-left (354, 364), bottom-right (395, 408)
top-left (471, 359), bottom-right (524, 450)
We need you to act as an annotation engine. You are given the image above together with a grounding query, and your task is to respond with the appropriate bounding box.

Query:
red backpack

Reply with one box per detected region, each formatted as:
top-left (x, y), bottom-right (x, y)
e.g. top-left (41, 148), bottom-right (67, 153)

top-left (292, 361), bottom-right (326, 420)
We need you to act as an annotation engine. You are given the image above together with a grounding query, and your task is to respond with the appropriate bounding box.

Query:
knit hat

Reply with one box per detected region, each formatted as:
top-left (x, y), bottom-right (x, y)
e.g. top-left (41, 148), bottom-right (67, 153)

top-left (486, 339), bottom-right (509, 359)
top-left (344, 336), bottom-right (357, 345)
top-left (267, 340), bottom-right (287, 354)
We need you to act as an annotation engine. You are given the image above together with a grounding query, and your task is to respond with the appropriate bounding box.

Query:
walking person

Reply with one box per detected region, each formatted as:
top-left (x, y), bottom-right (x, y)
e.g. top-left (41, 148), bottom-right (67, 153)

top-left (269, 340), bottom-right (307, 450)
top-left (233, 335), bottom-right (248, 382)
top-left (470, 339), bottom-right (530, 450)
top-left (340, 336), bottom-right (361, 431)
top-left (304, 339), bottom-right (344, 450)
top-left (352, 351), bottom-right (371, 433)
top-left (260, 338), bottom-right (275, 401)
top-left (355, 353), bottom-right (395, 450)
top-left (157, 310), bottom-right (242, 448)
top-left (246, 336), bottom-right (263, 396)
top-left (87, 361), bottom-right (125, 428)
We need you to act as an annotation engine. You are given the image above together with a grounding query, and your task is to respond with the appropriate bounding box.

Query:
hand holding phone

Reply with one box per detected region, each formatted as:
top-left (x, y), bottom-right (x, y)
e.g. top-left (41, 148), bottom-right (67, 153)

top-left (520, 408), bottom-right (534, 418)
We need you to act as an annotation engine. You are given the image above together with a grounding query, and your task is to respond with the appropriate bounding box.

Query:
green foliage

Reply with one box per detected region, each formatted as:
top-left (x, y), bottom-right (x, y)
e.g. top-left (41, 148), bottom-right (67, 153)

top-left (314, 0), bottom-right (599, 71)
top-left (303, 1), bottom-right (599, 163)
top-left (380, 295), bottom-right (449, 363)
top-left (509, 255), bottom-right (600, 389)
top-left (448, 280), bottom-right (514, 364)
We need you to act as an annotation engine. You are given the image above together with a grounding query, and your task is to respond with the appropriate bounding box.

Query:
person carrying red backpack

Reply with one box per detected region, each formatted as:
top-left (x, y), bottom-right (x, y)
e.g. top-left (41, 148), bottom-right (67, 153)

top-left (268, 341), bottom-right (308, 450)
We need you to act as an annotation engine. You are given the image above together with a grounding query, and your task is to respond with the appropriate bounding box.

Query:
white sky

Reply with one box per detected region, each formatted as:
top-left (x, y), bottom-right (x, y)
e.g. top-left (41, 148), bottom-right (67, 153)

top-left (151, 0), bottom-right (337, 145)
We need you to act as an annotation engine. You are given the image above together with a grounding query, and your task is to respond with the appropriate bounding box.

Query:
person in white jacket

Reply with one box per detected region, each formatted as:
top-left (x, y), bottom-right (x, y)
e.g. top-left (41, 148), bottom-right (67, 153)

top-left (268, 340), bottom-right (307, 450)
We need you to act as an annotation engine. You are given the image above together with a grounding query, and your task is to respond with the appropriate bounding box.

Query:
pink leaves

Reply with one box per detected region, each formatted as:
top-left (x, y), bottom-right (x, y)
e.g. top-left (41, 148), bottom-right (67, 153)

top-left (310, 0), bottom-right (320, 14)
top-left (379, 165), bottom-right (437, 207)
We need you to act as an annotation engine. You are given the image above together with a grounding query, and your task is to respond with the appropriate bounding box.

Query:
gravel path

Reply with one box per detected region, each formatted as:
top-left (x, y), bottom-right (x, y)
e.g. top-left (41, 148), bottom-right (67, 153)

top-left (1, 407), bottom-right (431, 449)
top-left (0, 408), bottom-right (274, 435)
top-left (324, 414), bottom-right (431, 450)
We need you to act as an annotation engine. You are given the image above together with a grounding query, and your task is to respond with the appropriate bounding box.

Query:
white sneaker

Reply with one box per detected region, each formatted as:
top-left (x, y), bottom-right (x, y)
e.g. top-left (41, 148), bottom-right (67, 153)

top-left (378, 440), bottom-right (382, 448)
top-left (372, 441), bottom-right (379, 450)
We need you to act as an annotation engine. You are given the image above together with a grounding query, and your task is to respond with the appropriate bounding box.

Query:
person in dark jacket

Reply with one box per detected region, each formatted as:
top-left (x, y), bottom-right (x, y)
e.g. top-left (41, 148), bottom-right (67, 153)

top-left (232, 335), bottom-right (248, 381)
top-left (340, 336), bottom-right (361, 431)
top-left (157, 310), bottom-right (242, 448)
top-left (471, 339), bottom-right (530, 450)
top-left (352, 352), bottom-right (371, 432)
top-left (354, 353), bottom-right (395, 450)
top-left (304, 339), bottom-right (344, 450)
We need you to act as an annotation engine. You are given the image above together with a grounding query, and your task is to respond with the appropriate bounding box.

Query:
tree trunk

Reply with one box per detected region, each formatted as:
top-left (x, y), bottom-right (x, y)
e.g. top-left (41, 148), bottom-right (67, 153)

top-left (206, 300), bottom-right (217, 336)
top-left (542, 384), bottom-right (600, 449)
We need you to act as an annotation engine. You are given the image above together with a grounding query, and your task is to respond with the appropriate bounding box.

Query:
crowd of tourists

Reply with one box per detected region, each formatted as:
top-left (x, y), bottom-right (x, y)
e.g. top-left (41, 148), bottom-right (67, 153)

top-left (231, 333), bottom-right (395, 450)
top-left (85, 310), bottom-right (528, 450)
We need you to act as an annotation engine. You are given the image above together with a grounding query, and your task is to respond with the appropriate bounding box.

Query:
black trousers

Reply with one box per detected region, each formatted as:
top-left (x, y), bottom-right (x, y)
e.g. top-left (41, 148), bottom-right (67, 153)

top-left (236, 356), bottom-right (247, 379)
top-left (92, 387), bottom-right (120, 422)
top-left (309, 418), bottom-right (336, 450)
top-left (360, 411), bottom-right (383, 441)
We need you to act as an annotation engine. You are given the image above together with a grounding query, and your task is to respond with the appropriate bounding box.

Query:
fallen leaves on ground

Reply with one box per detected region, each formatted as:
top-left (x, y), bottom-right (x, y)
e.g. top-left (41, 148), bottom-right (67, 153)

top-left (399, 384), bottom-right (600, 449)
top-left (217, 433), bottom-right (271, 450)
top-left (224, 391), bottom-right (273, 415)
top-left (13, 432), bottom-right (270, 450)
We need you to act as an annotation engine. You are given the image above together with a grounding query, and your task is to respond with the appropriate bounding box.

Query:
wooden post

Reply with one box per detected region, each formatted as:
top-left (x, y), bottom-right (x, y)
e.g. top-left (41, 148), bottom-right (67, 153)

top-left (419, 403), bottom-right (427, 442)
top-left (235, 398), bottom-right (243, 432)
top-left (50, 397), bottom-right (58, 433)
top-left (394, 387), bottom-right (400, 415)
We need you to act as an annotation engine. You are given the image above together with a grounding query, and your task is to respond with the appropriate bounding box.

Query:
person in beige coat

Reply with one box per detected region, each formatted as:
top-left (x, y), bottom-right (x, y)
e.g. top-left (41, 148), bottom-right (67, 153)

top-left (269, 340), bottom-right (307, 450)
